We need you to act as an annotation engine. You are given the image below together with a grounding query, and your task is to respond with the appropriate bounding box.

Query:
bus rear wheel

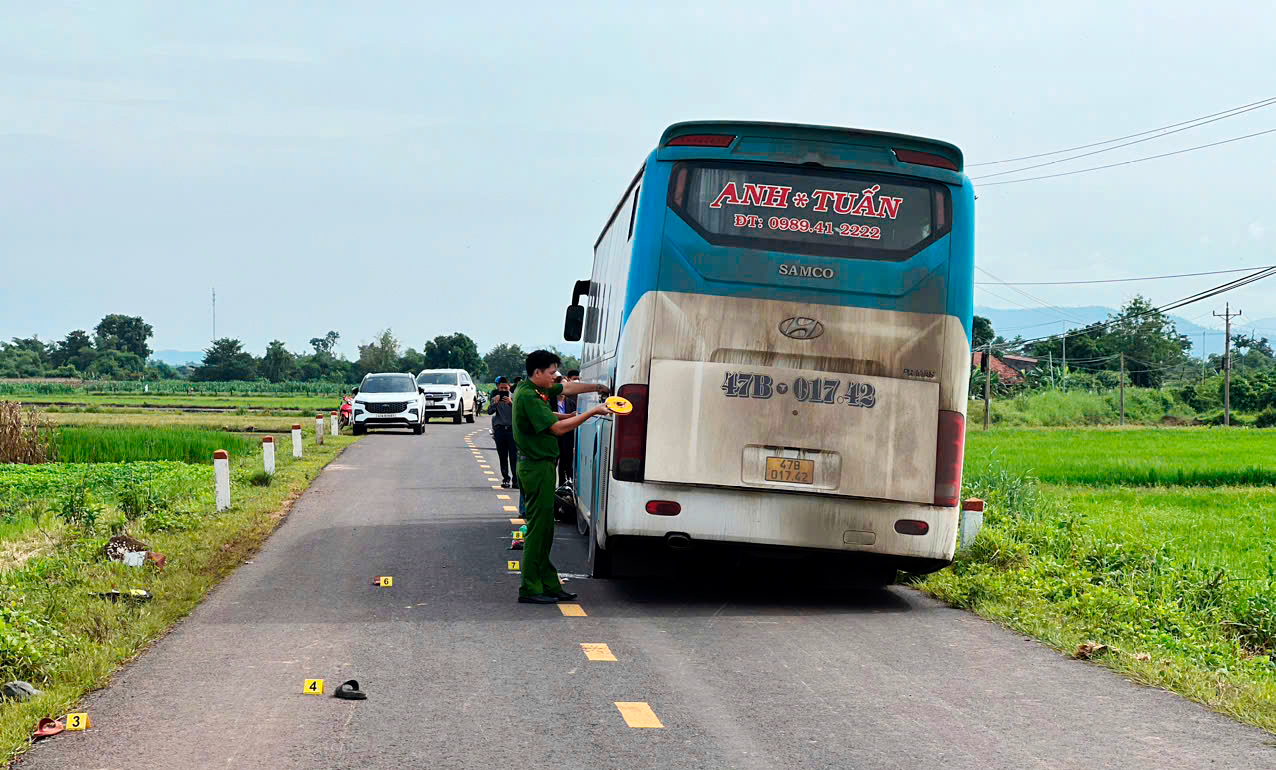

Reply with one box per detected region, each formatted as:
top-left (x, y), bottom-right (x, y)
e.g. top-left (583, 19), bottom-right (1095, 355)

top-left (588, 532), bottom-right (613, 578)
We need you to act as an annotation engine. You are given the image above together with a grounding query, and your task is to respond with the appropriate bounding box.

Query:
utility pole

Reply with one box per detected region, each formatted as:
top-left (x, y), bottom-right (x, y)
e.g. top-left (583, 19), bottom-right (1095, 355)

top-left (1119, 352), bottom-right (1126, 425)
top-left (1214, 303), bottom-right (1242, 426)
top-left (983, 342), bottom-right (993, 431)
top-left (1060, 323), bottom-right (1067, 388)
top-left (1048, 350), bottom-right (1055, 388)
top-left (212, 288), bottom-right (217, 342)
top-left (1201, 331), bottom-right (1207, 383)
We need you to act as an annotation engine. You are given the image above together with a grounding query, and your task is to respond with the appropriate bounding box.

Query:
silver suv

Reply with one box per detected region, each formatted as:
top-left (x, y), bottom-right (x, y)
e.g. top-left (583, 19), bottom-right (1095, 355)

top-left (416, 368), bottom-right (478, 424)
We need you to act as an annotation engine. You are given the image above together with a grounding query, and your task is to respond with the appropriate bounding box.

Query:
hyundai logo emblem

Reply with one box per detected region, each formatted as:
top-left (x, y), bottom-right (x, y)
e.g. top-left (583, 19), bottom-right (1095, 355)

top-left (778, 317), bottom-right (825, 340)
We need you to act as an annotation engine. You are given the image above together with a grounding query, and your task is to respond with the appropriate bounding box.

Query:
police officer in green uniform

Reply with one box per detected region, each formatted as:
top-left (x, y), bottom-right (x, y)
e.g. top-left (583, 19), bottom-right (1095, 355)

top-left (513, 349), bottom-right (610, 604)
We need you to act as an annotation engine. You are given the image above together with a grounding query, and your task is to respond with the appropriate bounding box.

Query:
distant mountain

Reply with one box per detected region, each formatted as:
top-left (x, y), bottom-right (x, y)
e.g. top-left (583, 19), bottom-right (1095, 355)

top-left (1238, 318), bottom-right (1276, 338)
top-left (151, 350), bottom-right (204, 367)
top-left (974, 306), bottom-right (1228, 357)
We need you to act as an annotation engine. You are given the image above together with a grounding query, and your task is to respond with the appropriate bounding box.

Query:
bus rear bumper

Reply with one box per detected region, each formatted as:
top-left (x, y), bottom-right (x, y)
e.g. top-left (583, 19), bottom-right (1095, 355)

top-left (603, 481), bottom-right (958, 569)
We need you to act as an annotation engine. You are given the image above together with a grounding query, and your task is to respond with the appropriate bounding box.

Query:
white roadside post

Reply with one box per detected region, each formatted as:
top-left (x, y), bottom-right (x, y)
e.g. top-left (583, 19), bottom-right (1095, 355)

top-left (330, 411), bottom-right (339, 436)
top-left (292, 424), bottom-right (303, 458)
top-left (315, 413), bottom-right (325, 445)
top-left (960, 498), bottom-right (985, 549)
top-left (263, 435), bottom-right (275, 475)
top-left (213, 449), bottom-right (231, 512)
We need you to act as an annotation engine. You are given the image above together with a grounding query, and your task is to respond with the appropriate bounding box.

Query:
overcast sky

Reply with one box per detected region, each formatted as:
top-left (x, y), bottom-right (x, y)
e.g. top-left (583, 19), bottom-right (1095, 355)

top-left (3, 1), bottom-right (1274, 359)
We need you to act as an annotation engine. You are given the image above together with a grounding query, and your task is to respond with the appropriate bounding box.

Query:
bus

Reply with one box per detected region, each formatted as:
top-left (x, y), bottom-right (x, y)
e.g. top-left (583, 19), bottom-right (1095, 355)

top-left (563, 121), bottom-right (973, 584)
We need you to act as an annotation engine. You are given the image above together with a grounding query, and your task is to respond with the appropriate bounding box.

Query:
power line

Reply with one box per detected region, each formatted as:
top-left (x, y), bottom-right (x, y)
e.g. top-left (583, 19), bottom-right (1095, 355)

top-left (975, 266), bottom-right (1088, 325)
top-left (991, 266), bottom-right (1276, 353)
top-left (972, 98), bottom-right (1276, 180)
top-left (969, 96), bottom-right (1276, 167)
top-left (976, 127), bottom-right (1276, 187)
top-left (976, 284), bottom-right (1072, 319)
top-left (975, 265), bottom-right (1275, 286)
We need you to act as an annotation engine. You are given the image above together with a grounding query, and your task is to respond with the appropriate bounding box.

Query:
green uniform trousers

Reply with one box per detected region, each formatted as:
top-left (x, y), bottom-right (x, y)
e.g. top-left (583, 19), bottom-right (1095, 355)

top-left (517, 458), bottom-right (562, 598)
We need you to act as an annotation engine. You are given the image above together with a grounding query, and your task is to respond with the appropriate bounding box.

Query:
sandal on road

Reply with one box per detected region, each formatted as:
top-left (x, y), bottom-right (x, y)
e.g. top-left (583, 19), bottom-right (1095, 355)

top-left (333, 680), bottom-right (367, 700)
top-left (34, 718), bottom-right (64, 740)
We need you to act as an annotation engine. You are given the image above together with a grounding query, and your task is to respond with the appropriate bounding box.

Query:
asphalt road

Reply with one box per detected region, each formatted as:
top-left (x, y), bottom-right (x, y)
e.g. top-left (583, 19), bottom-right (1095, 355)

top-left (20, 417), bottom-right (1275, 769)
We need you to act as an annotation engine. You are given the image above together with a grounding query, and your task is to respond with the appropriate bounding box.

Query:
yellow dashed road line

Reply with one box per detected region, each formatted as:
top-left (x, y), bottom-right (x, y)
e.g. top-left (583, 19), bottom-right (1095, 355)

top-left (558, 603), bottom-right (587, 617)
top-left (581, 643), bottom-right (616, 661)
top-left (503, 505), bottom-right (518, 512)
top-left (497, 494), bottom-right (511, 500)
top-left (615, 702), bottom-right (663, 728)
top-left (510, 518), bottom-right (524, 525)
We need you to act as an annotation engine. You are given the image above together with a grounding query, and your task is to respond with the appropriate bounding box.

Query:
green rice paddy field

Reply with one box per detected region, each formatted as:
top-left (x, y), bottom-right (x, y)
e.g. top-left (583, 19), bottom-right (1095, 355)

top-left (963, 427), bottom-right (1276, 578)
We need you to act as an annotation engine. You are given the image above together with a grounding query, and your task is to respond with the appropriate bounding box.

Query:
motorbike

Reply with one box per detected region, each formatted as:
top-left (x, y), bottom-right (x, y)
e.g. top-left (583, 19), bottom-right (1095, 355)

top-left (339, 395), bottom-right (354, 428)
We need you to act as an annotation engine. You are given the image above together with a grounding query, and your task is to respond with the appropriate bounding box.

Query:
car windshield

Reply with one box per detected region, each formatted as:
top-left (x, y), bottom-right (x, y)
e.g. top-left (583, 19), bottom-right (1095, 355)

top-left (416, 372), bottom-right (459, 386)
top-left (360, 375), bottom-right (417, 393)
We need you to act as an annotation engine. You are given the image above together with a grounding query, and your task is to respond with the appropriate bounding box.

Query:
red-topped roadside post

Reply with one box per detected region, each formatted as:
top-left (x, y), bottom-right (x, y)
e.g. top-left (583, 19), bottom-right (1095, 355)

top-left (213, 449), bottom-right (230, 511)
top-left (330, 411), bottom-right (339, 437)
top-left (315, 413), bottom-right (325, 445)
top-left (291, 424), bottom-right (302, 458)
top-left (262, 435), bottom-right (275, 475)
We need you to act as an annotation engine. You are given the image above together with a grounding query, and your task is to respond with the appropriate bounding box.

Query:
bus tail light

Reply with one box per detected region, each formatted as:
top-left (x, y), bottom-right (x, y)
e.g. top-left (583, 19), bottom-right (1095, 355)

top-left (895, 520), bottom-right (930, 536)
top-left (645, 500), bottom-right (681, 515)
top-left (893, 148), bottom-right (959, 171)
top-left (934, 410), bottom-right (965, 507)
top-left (666, 134), bottom-right (736, 148)
top-left (613, 384), bottom-right (649, 482)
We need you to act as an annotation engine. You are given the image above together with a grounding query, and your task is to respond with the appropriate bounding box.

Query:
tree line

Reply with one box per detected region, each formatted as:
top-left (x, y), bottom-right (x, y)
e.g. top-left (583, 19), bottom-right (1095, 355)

top-left (974, 295), bottom-right (1276, 412)
top-left (0, 317), bottom-right (580, 385)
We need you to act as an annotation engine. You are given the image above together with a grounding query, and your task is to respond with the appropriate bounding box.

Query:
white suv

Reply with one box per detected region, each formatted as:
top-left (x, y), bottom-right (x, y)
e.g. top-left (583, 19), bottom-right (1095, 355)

top-left (416, 368), bottom-right (478, 424)
top-left (351, 373), bottom-right (426, 435)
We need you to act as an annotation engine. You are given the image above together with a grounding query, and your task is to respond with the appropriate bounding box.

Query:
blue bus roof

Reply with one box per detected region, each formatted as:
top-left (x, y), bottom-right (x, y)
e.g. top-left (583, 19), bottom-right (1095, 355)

top-left (658, 120), bottom-right (964, 177)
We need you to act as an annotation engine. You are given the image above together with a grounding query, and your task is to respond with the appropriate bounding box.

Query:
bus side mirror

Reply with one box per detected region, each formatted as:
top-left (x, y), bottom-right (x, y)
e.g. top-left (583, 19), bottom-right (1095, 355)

top-left (564, 305), bottom-right (585, 342)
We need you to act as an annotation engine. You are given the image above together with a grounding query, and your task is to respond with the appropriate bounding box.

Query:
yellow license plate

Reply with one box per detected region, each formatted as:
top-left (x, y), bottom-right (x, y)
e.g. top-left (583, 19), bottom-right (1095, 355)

top-left (765, 457), bottom-right (814, 484)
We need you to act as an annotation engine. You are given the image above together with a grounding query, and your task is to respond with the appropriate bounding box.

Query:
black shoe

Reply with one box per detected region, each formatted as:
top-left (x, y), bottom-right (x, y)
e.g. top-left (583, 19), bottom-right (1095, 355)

top-left (501, 479), bottom-right (511, 488)
top-left (518, 594), bottom-right (559, 604)
top-left (551, 590), bottom-right (578, 601)
top-left (512, 481), bottom-right (520, 489)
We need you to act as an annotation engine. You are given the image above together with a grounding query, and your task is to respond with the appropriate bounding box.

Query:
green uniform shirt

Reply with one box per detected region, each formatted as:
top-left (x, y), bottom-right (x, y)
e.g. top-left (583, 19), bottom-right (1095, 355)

top-left (512, 380), bottom-right (564, 461)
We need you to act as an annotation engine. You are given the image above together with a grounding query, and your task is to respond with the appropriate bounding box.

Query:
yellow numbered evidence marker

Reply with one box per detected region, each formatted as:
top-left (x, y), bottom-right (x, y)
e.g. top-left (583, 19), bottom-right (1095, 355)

top-left (378, 576), bottom-right (393, 587)
top-left (304, 679), bottom-right (325, 695)
top-left (511, 530), bottom-right (524, 541)
top-left (507, 560), bottom-right (520, 571)
top-left (604, 396), bottom-right (633, 415)
top-left (66, 713), bottom-right (90, 730)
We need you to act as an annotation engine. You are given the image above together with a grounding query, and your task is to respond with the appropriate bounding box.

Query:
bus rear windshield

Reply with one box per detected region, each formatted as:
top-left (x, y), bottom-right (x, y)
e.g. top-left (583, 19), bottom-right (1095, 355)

top-left (669, 161), bottom-right (950, 261)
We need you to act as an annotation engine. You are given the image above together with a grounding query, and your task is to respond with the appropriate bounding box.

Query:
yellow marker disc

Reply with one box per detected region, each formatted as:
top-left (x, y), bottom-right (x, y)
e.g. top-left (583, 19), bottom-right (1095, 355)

top-left (605, 396), bottom-right (633, 415)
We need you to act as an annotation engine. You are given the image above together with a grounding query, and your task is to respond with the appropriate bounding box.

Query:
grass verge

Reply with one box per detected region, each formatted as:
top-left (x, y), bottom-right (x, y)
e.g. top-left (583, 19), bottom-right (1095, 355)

top-left (0, 435), bottom-right (356, 762)
top-left (917, 462), bottom-right (1276, 733)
